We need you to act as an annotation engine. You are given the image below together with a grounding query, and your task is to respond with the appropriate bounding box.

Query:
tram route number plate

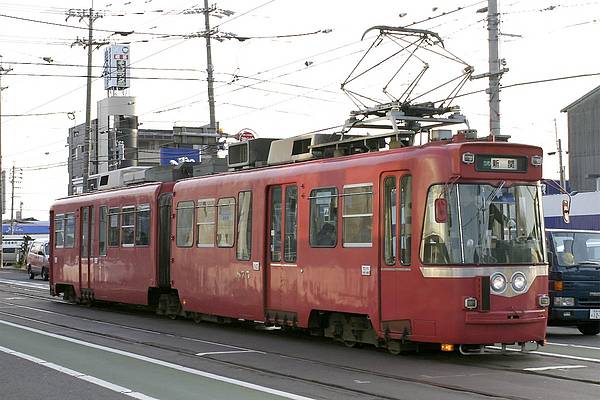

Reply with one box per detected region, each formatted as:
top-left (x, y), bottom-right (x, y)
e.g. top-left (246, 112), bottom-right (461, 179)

top-left (590, 309), bottom-right (600, 319)
top-left (491, 157), bottom-right (517, 170)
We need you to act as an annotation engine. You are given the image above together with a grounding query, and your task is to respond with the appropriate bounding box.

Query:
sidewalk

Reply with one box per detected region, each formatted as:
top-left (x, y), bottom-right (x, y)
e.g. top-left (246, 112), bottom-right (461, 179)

top-left (0, 265), bottom-right (26, 272)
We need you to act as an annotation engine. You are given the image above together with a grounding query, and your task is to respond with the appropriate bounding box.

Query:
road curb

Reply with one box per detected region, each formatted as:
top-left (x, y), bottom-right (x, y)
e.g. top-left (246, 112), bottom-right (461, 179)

top-left (0, 267), bottom-right (26, 272)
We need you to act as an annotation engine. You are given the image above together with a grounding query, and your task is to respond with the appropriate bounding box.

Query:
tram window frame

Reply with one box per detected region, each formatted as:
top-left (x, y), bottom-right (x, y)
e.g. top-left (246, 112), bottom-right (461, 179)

top-left (196, 199), bottom-right (216, 248)
top-left (99, 206), bottom-right (107, 255)
top-left (270, 186), bottom-right (282, 262)
top-left (284, 186), bottom-right (298, 263)
top-left (342, 183), bottom-right (373, 248)
top-left (399, 175), bottom-right (412, 265)
top-left (135, 204), bottom-right (151, 246)
top-left (176, 201), bottom-right (195, 248)
top-left (383, 177), bottom-right (397, 265)
top-left (217, 197), bottom-right (236, 248)
top-left (54, 214), bottom-right (64, 248)
top-left (121, 206), bottom-right (136, 247)
top-left (64, 213), bottom-right (76, 248)
top-left (236, 191), bottom-right (252, 261)
top-left (108, 208), bottom-right (120, 247)
top-left (309, 187), bottom-right (338, 248)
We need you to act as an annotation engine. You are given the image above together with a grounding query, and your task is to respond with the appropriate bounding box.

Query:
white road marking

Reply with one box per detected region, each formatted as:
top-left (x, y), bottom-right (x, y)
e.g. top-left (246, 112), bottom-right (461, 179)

top-left (524, 365), bottom-right (587, 371)
top-left (0, 344), bottom-right (159, 400)
top-left (0, 278), bottom-right (48, 290)
top-left (0, 318), bottom-right (316, 400)
top-left (547, 342), bottom-right (600, 351)
top-left (3, 297), bottom-right (25, 300)
top-left (195, 350), bottom-right (263, 356)
top-left (488, 346), bottom-right (600, 364)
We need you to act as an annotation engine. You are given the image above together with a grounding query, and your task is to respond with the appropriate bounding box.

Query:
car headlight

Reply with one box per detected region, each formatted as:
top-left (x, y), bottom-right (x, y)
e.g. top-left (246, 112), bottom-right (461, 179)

top-left (490, 273), bottom-right (507, 293)
top-left (554, 297), bottom-right (575, 307)
top-left (511, 272), bottom-right (528, 292)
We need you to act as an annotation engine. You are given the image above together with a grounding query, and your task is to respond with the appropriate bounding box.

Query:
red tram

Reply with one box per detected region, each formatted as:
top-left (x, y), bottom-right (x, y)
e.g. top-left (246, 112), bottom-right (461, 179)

top-left (50, 133), bottom-right (549, 353)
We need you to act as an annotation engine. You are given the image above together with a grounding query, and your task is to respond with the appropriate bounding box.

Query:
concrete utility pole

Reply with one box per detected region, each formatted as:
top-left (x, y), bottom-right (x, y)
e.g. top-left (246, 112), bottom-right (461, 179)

top-left (203, 0), bottom-right (217, 133)
top-left (554, 118), bottom-right (566, 188)
top-left (487, 0), bottom-right (501, 138)
top-left (0, 58), bottom-right (12, 267)
top-left (9, 164), bottom-right (21, 235)
top-left (67, 6), bottom-right (103, 193)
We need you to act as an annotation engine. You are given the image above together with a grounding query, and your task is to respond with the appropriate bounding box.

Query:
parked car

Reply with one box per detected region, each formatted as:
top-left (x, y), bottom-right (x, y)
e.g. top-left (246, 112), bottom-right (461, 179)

top-left (546, 229), bottom-right (600, 335)
top-left (26, 239), bottom-right (50, 280)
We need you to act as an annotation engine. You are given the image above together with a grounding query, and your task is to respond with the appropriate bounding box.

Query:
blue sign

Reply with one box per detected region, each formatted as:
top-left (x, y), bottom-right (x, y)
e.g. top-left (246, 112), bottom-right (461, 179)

top-left (159, 147), bottom-right (201, 166)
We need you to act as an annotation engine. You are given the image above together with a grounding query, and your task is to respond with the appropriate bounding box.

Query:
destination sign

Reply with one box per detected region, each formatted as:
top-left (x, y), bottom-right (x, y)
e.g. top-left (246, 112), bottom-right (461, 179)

top-left (475, 155), bottom-right (527, 173)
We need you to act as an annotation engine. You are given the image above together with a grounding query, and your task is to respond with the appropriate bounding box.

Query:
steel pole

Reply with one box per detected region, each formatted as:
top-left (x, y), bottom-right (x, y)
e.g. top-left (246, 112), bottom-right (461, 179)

top-left (83, 7), bottom-right (94, 193)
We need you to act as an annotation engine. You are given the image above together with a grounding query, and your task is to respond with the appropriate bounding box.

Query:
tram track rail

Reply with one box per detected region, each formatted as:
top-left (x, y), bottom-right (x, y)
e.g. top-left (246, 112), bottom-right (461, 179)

top-left (0, 282), bottom-right (598, 400)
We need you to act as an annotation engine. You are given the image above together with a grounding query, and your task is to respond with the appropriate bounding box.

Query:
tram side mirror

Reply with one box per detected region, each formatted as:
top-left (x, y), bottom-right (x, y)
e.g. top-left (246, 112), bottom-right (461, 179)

top-left (562, 198), bottom-right (570, 224)
top-left (435, 198), bottom-right (448, 223)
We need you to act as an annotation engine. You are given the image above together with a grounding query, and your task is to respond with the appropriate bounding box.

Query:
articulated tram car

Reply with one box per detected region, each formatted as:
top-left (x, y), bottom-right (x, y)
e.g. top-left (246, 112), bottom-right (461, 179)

top-left (50, 135), bottom-right (550, 353)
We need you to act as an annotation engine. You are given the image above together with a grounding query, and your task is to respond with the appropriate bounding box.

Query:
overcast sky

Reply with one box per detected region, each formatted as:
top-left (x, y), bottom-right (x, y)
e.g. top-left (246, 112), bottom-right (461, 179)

top-left (0, 0), bottom-right (599, 220)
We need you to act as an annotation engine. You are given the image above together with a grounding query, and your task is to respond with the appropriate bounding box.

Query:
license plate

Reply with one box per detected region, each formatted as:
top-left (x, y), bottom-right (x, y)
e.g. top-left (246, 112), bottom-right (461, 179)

top-left (590, 309), bottom-right (600, 319)
top-left (491, 157), bottom-right (517, 170)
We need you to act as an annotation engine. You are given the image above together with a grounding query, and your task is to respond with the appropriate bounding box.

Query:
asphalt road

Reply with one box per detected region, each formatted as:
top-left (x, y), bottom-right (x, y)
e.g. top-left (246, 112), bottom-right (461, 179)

top-left (0, 268), bottom-right (599, 400)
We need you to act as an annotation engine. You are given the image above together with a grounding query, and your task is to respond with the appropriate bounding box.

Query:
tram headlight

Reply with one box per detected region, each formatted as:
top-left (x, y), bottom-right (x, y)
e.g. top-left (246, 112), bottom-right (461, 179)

top-left (511, 272), bottom-right (528, 292)
top-left (490, 273), bottom-right (507, 293)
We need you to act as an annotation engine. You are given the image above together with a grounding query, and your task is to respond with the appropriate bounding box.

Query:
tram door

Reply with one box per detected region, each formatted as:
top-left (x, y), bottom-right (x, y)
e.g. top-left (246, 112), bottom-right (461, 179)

top-left (157, 193), bottom-right (172, 288)
top-left (266, 184), bottom-right (301, 318)
top-left (379, 173), bottom-right (412, 324)
top-left (79, 205), bottom-right (94, 293)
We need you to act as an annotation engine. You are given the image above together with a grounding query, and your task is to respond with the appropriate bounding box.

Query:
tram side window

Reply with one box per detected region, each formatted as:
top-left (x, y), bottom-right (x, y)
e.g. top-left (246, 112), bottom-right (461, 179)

top-left (383, 178), bottom-right (397, 265)
top-left (342, 184), bottom-right (373, 247)
top-left (64, 213), bottom-right (76, 248)
top-left (217, 198), bottom-right (235, 248)
top-left (400, 176), bottom-right (412, 265)
top-left (135, 204), bottom-right (151, 246)
top-left (54, 214), bottom-right (64, 248)
top-left (108, 208), bottom-right (120, 247)
top-left (309, 187), bottom-right (338, 248)
top-left (270, 186), bottom-right (282, 262)
top-left (176, 201), bottom-right (195, 248)
top-left (237, 191), bottom-right (252, 260)
top-left (284, 186), bottom-right (298, 262)
top-left (197, 199), bottom-right (215, 247)
top-left (99, 206), bottom-right (107, 255)
top-left (121, 206), bottom-right (135, 247)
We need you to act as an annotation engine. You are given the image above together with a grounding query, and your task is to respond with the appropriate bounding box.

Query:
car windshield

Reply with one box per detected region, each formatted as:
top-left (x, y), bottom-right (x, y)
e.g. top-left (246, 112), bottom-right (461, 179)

top-left (421, 183), bottom-right (545, 264)
top-left (551, 231), bottom-right (600, 267)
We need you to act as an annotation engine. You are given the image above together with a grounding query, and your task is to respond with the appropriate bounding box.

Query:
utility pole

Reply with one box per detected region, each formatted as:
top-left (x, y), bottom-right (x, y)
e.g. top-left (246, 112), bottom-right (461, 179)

top-left (203, 0), bottom-right (217, 133)
top-left (472, 1), bottom-right (508, 139)
top-left (67, 6), bottom-right (103, 193)
top-left (554, 118), bottom-right (566, 188)
top-left (9, 165), bottom-right (21, 235)
top-left (0, 58), bottom-right (12, 267)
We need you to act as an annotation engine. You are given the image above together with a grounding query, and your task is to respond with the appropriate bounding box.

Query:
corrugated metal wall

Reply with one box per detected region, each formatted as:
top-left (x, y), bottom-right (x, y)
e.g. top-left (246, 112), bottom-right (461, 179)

top-left (568, 91), bottom-right (600, 192)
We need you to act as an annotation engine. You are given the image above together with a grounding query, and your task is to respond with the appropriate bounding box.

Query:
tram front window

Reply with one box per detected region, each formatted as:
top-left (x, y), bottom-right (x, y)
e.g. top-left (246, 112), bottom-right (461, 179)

top-left (421, 183), bottom-right (544, 265)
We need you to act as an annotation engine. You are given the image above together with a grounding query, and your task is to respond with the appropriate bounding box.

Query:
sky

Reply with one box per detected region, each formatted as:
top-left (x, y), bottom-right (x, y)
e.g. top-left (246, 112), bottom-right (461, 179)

top-left (0, 0), bottom-right (599, 221)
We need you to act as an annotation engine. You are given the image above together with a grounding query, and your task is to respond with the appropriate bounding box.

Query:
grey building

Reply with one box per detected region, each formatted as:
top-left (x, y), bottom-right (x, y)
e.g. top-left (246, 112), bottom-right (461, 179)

top-left (561, 85), bottom-right (600, 192)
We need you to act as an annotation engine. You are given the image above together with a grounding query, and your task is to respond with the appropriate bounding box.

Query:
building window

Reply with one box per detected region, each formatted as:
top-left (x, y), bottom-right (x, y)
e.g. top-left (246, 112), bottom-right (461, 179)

top-left (121, 206), bottom-right (135, 247)
top-left (217, 198), bottom-right (235, 248)
top-left (400, 176), bottom-right (412, 265)
top-left (99, 206), bottom-right (107, 255)
top-left (342, 184), bottom-right (373, 247)
top-left (196, 199), bottom-right (215, 247)
top-left (236, 191), bottom-right (252, 260)
top-left (176, 201), bottom-right (194, 247)
top-left (135, 204), bottom-right (151, 246)
top-left (54, 214), bottom-right (64, 248)
top-left (284, 186), bottom-right (298, 262)
top-left (64, 213), bottom-right (76, 248)
top-left (108, 208), bottom-right (120, 247)
top-left (309, 187), bottom-right (338, 248)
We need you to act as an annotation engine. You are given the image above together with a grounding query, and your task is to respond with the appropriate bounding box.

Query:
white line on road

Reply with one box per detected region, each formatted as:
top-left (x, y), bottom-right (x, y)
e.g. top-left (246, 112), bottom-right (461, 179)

top-left (0, 318), bottom-right (316, 400)
top-left (196, 350), bottom-right (263, 356)
top-left (488, 346), bottom-right (600, 364)
top-left (0, 344), bottom-right (159, 400)
top-left (0, 278), bottom-right (48, 290)
top-left (547, 342), bottom-right (600, 351)
top-left (523, 365), bottom-right (587, 371)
